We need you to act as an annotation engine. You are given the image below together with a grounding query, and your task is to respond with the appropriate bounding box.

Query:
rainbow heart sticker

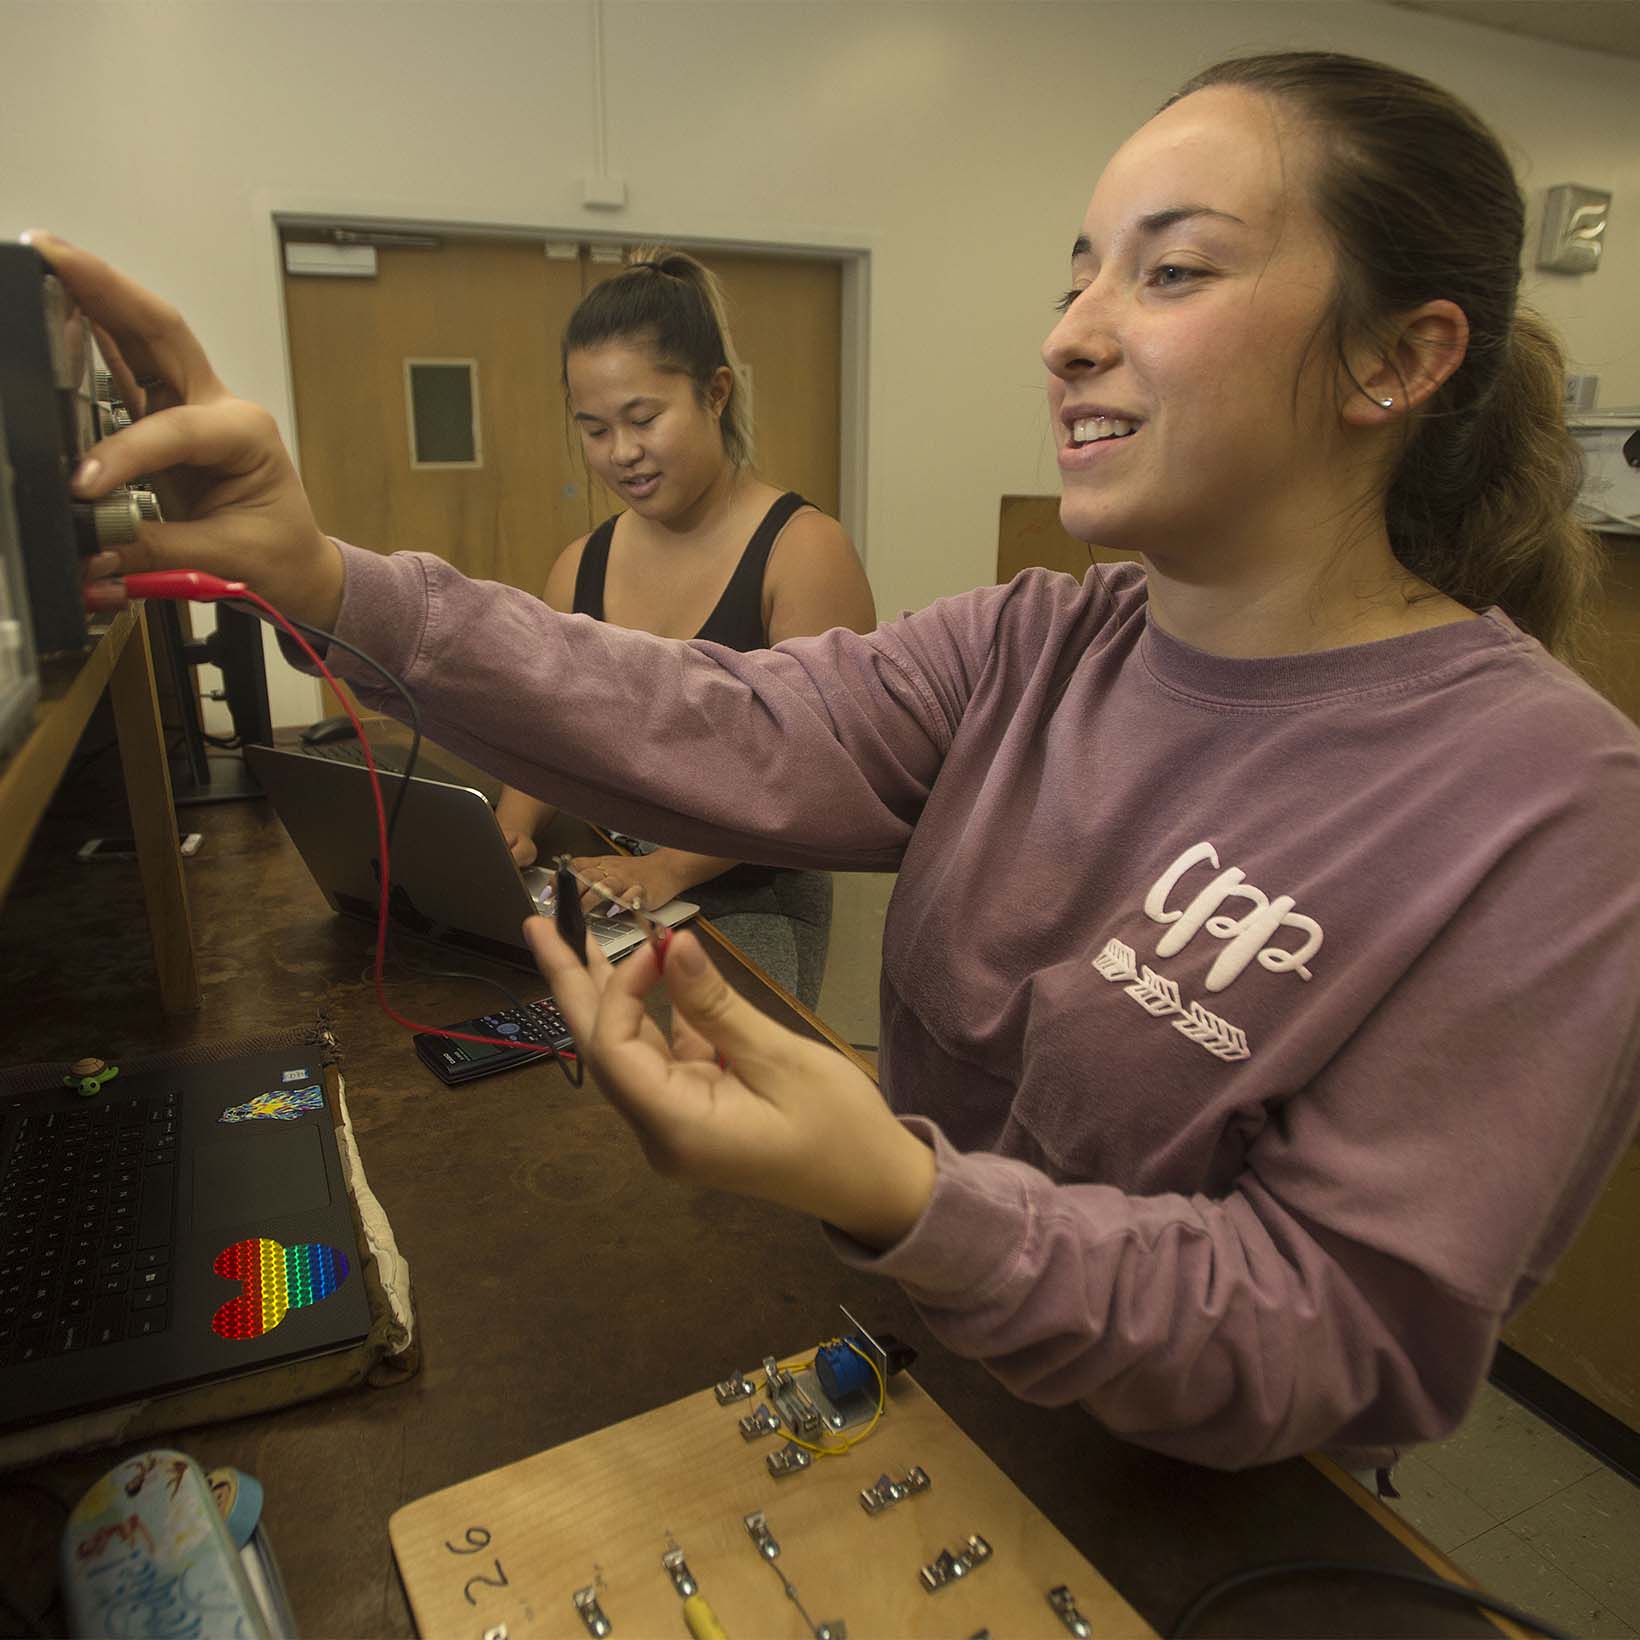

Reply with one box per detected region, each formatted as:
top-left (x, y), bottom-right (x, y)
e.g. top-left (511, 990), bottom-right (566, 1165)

top-left (211, 1237), bottom-right (349, 1340)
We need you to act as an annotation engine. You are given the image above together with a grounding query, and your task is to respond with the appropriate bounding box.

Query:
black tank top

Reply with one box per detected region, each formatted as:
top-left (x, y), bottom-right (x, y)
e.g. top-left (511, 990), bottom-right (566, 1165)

top-left (571, 491), bottom-right (811, 649)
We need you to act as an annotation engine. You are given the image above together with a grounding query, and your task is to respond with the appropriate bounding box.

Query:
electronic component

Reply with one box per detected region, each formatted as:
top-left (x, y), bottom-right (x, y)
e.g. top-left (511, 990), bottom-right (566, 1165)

top-left (743, 1512), bottom-right (845, 1639)
top-left (1048, 1583), bottom-right (1093, 1637)
top-left (1570, 411), bottom-right (1640, 534)
top-left (763, 1355), bottom-right (828, 1438)
top-left (413, 999), bottom-right (574, 1086)
top-left (553, 855), bottom-right (589, 964)
top-left (573, 1584), bottom-right (611, 1637)
top-left (738, 1402), bottom-right (779, 1441)
top-left (661, 1547), bottom-right (696, 1597)
top-left (858, 1466), bottom-right (930, 1515)
top-left (713, 1369), bottom-right (756, 1403)
top-left (0, 393), bottom-right (39, 762)
top-left (0, 243), bottom-right (90, 654)
top-left (920, 1535), bottom-right (993, 1594)
top-left (0, 244), bottom-right (159, 656)
top-left (663, 1545), bottom-right (730, 1640)
top-left (815, 1338), bottom-right (877, 1403)
top-left (721, 1310), bottom-right (917, 1475)
top-left (742, 1511), bottom-right (779, 1561)
top-left (767, 1442), bottom-right (811, 1478)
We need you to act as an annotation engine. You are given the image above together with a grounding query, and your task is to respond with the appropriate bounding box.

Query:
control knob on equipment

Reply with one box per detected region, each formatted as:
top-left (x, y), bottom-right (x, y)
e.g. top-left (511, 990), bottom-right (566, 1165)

top-left (72, 493), bottom-right (146, 552)
top-left (92, 369), bottom-right (133, 431)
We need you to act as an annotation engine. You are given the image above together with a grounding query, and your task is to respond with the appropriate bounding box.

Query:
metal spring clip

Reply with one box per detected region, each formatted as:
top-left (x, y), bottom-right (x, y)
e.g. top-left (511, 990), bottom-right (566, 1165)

top-left (919, 1534), bottom-right (993, 1593)
top-left (714, 1369), bottom-right (757, 1403)
top-left (767, 1442), bottom-right (812, 1478)
top-left (859, 1465), bottom-right (930, 1515)
top-left (572, 1585), bottom-right (611, 1637)
top-left (1048, 1584), bottom-right (1093, 1637)
top-left (739, 1402), bottom-right (780, 1441)
top-left (743, 1511), bottom-right (781, 1561)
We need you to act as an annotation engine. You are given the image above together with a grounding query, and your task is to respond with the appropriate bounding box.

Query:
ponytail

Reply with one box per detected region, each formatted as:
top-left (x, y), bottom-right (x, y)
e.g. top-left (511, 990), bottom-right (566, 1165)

top-left (561, 247), bottom-right (756, 468)
top-left (1389, 308), bottom-right (1598, 664)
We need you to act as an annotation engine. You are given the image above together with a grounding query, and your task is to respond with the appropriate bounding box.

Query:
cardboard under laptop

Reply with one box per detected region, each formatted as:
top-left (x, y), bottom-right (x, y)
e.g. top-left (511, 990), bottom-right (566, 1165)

top-left (0, 1048), bottom-right (373, 1434)
top-left (245, 744), bottom-right (696, 969)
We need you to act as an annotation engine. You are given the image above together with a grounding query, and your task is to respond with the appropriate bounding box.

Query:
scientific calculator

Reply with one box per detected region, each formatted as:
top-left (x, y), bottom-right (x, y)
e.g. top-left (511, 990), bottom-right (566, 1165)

top-left (413, 1000), bottom-right (575, 1086)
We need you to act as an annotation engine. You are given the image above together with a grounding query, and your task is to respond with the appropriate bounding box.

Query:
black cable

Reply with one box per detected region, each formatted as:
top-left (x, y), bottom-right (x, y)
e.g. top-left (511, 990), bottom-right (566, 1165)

top-left (248, 607), bottom-right (424, 852)
top-left (1167, 1558), bottom-right (1574, 1640)
top-left (359, 942), bottom-right (581, 1085)
top-left (247, 603), bottom-right (580, 1086)
top-left (365, 946), bottom-right (531, 1011)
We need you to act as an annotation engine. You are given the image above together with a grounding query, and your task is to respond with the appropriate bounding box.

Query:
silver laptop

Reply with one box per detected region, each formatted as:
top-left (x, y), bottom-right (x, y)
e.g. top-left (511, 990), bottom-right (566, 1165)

top-left (244, 745), bottom-right (695, 968)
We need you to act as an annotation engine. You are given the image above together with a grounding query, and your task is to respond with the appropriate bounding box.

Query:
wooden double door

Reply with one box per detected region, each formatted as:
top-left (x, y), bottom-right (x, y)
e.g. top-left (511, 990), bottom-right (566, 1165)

top-left (280, 234), bottom-right (843, 594)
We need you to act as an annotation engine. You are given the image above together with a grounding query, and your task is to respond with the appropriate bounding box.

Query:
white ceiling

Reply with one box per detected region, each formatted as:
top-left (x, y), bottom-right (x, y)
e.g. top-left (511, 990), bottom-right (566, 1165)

top-left (1387, 1), bottom-right (1640, 60)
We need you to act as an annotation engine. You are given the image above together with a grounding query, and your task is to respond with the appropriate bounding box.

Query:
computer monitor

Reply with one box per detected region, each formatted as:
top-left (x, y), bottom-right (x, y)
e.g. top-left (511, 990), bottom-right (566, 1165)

top-left (149, 600), bottom-right (273, 804)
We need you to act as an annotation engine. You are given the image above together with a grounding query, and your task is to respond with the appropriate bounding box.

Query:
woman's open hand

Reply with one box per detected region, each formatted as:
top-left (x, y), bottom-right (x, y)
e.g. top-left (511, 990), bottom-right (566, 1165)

top-left (524, 920), bottom-right (935, 1249)
top-left (25, 232), bottom-right (345, 628)
top-left (570, 851), bottom-right (688, 916)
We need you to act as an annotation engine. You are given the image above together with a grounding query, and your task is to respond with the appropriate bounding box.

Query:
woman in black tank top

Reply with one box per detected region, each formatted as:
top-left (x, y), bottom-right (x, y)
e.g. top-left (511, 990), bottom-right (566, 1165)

top-left (494, 251), bottom-right (875, 1008)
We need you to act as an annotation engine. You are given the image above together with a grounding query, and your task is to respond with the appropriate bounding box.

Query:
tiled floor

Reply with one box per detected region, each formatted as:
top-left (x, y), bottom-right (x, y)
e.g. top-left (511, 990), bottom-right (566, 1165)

top-left (1372, 1383), bottom-right (1640, 1638)
top-left (815, 875), bottom-right (1640, 1639)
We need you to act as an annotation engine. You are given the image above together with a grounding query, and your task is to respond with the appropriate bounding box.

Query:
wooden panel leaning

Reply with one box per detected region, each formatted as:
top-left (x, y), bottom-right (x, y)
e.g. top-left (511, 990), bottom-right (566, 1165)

top-left (391, 1351), bottom-right (1154, 1640)
top-left (997, 494), bottom-right (1141, 584)
top-left (108, 605), bottom-right (198, 1012)
top-left (0, 606), bottom-right (199, 1012)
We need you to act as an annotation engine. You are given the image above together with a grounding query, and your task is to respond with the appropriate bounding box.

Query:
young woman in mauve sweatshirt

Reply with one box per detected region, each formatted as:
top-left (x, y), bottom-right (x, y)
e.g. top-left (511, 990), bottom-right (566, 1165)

top-left (56, 50), bottom-right (1640, 1471)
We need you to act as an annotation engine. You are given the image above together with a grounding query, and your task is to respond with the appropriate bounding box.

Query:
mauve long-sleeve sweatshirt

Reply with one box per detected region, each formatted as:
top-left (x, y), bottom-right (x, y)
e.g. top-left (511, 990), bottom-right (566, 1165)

top-left (304, 543), bottom-right (1640, 1470)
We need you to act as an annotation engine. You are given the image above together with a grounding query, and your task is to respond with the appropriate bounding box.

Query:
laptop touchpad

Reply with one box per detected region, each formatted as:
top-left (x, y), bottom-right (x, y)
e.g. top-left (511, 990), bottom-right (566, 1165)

top-left (193, 1126), bottom-right (333, 1229)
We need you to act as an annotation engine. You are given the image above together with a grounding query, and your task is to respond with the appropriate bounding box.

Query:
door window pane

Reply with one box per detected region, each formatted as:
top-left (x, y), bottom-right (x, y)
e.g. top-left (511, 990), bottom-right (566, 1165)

top-left (405, 359), bottom-right (481, 467)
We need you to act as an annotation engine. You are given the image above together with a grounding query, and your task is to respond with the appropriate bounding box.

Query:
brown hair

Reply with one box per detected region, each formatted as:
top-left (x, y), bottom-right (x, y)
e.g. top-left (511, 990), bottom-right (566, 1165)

top-left (1168, 52), bottom-right (1597, 661)
top-left (561, 247), bottom-right (755, 468)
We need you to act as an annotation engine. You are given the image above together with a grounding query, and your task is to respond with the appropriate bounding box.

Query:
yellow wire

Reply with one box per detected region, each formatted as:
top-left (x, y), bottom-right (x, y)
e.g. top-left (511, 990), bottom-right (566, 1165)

top-left (766, 1338), bottom-right (886, 1457)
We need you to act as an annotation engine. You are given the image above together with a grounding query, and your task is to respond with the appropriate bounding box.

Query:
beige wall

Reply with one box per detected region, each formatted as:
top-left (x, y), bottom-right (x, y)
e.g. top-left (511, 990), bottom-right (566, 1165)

top-left (3, 0), bottom-right (1637, 726)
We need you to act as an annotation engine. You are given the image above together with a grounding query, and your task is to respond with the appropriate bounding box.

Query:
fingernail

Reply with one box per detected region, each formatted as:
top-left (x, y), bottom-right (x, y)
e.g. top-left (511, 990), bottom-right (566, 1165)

top-left (674, 938), bottom-right (705, 977)
top-left (73, 458), bottom-right (103, 495)
top-left (82, 581), bottom-right (129, 612)
top-left (85, 551), bottom-right (123, 579)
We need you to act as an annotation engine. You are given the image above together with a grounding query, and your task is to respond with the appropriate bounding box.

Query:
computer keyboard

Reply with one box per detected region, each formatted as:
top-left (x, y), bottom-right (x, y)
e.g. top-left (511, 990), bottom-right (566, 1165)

top-left (300, 738), bottom-right (472, 784)
top-left (301, 738), bottom-right (410, 772)
top-left (0, 1089), bottom-right (178, 1364)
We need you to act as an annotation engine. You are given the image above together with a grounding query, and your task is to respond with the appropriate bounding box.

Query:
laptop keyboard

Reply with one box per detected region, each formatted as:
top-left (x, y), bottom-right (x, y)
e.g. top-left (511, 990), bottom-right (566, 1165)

top-left (302, 738), bottom-right (409, 772)
top-left (0, 1089), bottom-right (179, 1365)
top-left (300, 738), bottom-right (472, 785)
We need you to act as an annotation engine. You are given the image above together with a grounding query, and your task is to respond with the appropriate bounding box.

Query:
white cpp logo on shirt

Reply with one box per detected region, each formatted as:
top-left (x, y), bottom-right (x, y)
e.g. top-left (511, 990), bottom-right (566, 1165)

top-left (1142, 841), bottom-right (1323, 993)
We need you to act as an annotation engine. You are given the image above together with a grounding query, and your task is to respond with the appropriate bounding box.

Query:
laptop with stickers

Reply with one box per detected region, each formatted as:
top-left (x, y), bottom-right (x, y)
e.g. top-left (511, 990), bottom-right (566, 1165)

top-left (0, 1048), bottom-right (371, 1431)
top-left (244, 744), bottom-right (697, 969)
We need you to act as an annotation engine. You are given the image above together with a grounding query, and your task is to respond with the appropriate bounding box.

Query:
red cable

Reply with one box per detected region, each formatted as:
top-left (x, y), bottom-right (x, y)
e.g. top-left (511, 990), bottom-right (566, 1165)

top-left (120, 573), bottom-right (564, 1058)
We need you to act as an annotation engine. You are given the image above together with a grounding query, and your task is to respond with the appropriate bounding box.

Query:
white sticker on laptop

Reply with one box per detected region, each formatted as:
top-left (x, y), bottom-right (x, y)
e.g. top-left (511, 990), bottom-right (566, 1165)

top-left (282, 1069), bottom-right (308, 1081)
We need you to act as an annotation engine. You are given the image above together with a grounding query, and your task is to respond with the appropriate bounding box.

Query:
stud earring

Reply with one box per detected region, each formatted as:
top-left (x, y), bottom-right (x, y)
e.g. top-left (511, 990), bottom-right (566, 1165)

top-left (1379, 396), bottom-right (1395, 408)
